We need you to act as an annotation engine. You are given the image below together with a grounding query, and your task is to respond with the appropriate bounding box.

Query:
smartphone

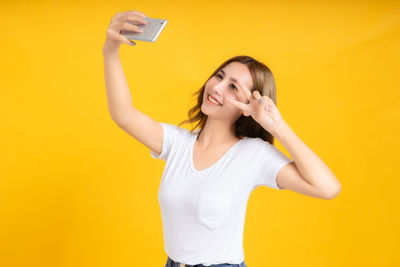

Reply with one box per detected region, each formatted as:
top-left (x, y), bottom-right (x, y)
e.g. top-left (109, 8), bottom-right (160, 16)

top-left (120, 17), bottom-right (168, 43)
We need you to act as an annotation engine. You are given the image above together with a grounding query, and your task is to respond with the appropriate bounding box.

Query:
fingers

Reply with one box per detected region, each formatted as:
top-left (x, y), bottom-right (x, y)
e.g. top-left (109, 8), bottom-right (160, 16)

top-left (109, 10), bottom-right (148, 47)
top-left (112, 10), bottom-right (148, 32)
top-left (262, 96), bottom-right (269, 110)
top-left (235, 80), bottom-right (252, 103)
top-left (253, 91), bottom-right (273, 112)
top-left (263, 96), bottom-right (276, 112)
top-left (121, 11), bottom-right (148, 27)
top-left (226, 98), bottom-right (249, 113)
top-left (128, 10), bottom-right (148, 18)
top-left (108, 28), bottom-right (136, 46)
top-left (252, 90), bottom-right (262, 103)
top-left (122, 14), bottom-right (148, 25)
top-left (117, 10), bottom-right (147, 19)
top-left (120, 21), bottom-right (145, 33)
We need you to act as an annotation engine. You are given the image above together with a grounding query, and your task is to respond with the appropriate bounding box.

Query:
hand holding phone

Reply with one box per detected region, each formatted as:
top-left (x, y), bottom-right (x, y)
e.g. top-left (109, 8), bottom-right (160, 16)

top-left (120, 17), bottom-right (168, 43)
top-left (103, 10), bottom-right (150, 49)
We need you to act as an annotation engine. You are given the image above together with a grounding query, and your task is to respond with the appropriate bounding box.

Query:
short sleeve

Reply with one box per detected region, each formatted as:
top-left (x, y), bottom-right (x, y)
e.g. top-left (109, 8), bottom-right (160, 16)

top-left (254, 141), bottom-right (294, 190)
top-left (150, 122), bottom-right (181, 161)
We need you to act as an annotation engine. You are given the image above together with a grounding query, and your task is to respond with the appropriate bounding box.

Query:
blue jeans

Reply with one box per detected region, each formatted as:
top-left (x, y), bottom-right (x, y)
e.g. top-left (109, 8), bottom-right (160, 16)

top-left (165, 256), bottom-right (247, 267)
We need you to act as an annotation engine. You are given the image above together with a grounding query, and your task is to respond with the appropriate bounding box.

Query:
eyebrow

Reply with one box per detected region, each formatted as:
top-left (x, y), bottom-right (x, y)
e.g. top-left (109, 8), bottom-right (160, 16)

top-left (219, 69), bottom-right (238, 84)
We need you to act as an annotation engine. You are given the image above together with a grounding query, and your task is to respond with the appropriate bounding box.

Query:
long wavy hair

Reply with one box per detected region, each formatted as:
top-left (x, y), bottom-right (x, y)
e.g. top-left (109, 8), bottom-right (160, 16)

top-left (178, 55), bottom-right (280, 145)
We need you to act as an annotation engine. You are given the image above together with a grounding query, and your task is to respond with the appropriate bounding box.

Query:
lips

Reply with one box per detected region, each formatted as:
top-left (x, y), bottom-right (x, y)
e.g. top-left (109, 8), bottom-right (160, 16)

top-left (208, 94), bottom-right (222, 105)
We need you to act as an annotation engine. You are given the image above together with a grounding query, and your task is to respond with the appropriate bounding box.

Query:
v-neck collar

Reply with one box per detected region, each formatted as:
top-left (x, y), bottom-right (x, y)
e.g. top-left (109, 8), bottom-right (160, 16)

top-left (189, 131), bottom-right (245, 173)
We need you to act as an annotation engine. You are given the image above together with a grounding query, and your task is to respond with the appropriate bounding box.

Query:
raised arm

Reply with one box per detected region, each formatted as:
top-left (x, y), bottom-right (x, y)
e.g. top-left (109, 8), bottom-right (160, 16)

top-left (102, 10), bottom-right (163, 155)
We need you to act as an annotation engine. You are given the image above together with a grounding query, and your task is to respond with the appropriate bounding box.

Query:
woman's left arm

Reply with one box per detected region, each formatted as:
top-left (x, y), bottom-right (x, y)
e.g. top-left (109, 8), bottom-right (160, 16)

top-left (268, 119), bottom-right (341, 199)
top-left (227, 81), bottom-right (341, 199)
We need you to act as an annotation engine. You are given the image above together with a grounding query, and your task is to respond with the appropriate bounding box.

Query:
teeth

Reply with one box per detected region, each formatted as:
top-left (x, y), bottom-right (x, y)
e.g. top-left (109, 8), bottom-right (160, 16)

top-left (208, 95), bottom-right (221, 106)
top-left (208, 95), bottom-right (220, 105)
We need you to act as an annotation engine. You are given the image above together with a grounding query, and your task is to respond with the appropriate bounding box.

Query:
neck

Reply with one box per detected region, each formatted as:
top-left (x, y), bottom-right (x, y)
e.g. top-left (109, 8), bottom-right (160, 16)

top-left (196, 117), bottom-right (239, 148)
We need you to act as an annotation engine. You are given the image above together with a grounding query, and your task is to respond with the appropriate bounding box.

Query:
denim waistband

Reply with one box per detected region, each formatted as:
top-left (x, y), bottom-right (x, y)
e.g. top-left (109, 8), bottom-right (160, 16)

top-left (166, 256), bottom-right (247, 267)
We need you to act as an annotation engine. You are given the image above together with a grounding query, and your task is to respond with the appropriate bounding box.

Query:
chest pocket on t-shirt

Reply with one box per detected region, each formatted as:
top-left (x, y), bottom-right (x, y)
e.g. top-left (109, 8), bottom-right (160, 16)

top-left (196, 193), bottom-right (231, 230)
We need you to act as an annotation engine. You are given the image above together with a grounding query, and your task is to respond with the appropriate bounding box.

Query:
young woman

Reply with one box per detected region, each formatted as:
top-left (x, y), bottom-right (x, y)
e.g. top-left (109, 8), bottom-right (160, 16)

top-left (103, 10), bottom-right (341, 267)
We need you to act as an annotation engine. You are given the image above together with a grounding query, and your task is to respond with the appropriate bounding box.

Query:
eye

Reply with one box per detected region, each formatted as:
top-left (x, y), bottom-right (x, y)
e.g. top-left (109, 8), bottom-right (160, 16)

top-left (215, 73), bottom-right (237, 90)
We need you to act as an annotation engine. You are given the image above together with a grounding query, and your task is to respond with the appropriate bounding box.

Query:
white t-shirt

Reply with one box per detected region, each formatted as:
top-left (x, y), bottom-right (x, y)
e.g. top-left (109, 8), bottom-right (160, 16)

top-left (150, 122), bottom-right (294, 266)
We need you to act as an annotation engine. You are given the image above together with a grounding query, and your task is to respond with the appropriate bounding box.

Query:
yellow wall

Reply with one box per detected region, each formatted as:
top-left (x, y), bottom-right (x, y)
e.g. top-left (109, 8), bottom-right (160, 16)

top-left (1, 0), bottom-right (399, 266)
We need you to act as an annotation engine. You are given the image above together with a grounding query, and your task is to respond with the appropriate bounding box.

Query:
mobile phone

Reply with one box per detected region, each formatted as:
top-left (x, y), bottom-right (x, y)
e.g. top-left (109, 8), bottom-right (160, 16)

top-left (120, 17), bottom-right (168, 43)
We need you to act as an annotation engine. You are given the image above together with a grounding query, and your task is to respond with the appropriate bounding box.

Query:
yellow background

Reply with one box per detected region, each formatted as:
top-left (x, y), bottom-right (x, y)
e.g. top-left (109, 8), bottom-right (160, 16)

top-left (1, 0), bottom-right (399, 266)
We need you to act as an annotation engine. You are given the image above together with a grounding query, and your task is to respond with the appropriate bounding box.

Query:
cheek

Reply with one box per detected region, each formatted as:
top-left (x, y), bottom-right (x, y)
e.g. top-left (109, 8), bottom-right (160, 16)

top-left (225, 94), bottom-right (236, 102)
top-left (228, 92), bottom-right (243, 103)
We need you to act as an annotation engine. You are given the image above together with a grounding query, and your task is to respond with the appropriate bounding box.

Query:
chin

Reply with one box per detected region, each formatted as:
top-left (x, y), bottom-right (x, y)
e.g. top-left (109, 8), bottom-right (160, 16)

top-left (200, 103), bottom-right (209, 116)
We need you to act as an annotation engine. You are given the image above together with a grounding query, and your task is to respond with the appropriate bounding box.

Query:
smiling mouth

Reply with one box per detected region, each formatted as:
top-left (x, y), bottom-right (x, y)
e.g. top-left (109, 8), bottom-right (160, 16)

top-left (207, 94), bottom-right (222, 106)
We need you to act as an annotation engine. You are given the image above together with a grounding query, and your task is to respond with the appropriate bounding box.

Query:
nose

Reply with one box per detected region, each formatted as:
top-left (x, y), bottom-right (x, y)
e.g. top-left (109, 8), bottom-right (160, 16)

top-left (213, 82), bottom-right (225, 95)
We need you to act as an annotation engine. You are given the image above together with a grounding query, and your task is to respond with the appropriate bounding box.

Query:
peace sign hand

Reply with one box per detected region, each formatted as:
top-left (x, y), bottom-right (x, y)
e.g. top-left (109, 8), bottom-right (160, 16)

top-left (225, 80), bottom-right (285, 136)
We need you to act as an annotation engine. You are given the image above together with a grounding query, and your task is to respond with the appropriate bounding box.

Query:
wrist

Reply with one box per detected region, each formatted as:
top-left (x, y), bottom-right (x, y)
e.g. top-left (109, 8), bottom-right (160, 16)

top-left (102, 41), bottom-right (120, 55)
top-left (271, 119), bottom-right (290, 140)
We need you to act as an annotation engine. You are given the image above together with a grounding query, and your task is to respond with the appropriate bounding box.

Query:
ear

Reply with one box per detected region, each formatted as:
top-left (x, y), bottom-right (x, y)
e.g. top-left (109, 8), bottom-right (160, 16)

top-left (243, 111), bottom-right (250, 117)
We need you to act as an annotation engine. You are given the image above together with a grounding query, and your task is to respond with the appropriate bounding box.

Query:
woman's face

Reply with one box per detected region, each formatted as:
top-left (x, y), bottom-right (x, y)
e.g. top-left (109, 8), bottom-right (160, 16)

top-left (201, 62), bottom-right (254, 122)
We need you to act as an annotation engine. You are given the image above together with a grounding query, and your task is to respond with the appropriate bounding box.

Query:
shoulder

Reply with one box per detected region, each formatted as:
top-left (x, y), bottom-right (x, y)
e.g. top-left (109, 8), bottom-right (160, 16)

top-left (160, 122), bottom-right (197, 139)
top-left (241, 136), bottom-right (272, 152)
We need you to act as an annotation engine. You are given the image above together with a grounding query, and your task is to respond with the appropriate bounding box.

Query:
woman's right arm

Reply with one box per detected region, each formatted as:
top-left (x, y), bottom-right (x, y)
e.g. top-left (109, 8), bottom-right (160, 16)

top-left (103, 47), bottom-right (135, 122)
top-left (102, 10), bottom-right (147, 122)
top-left (102, 10), bottom-right (164, 155)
